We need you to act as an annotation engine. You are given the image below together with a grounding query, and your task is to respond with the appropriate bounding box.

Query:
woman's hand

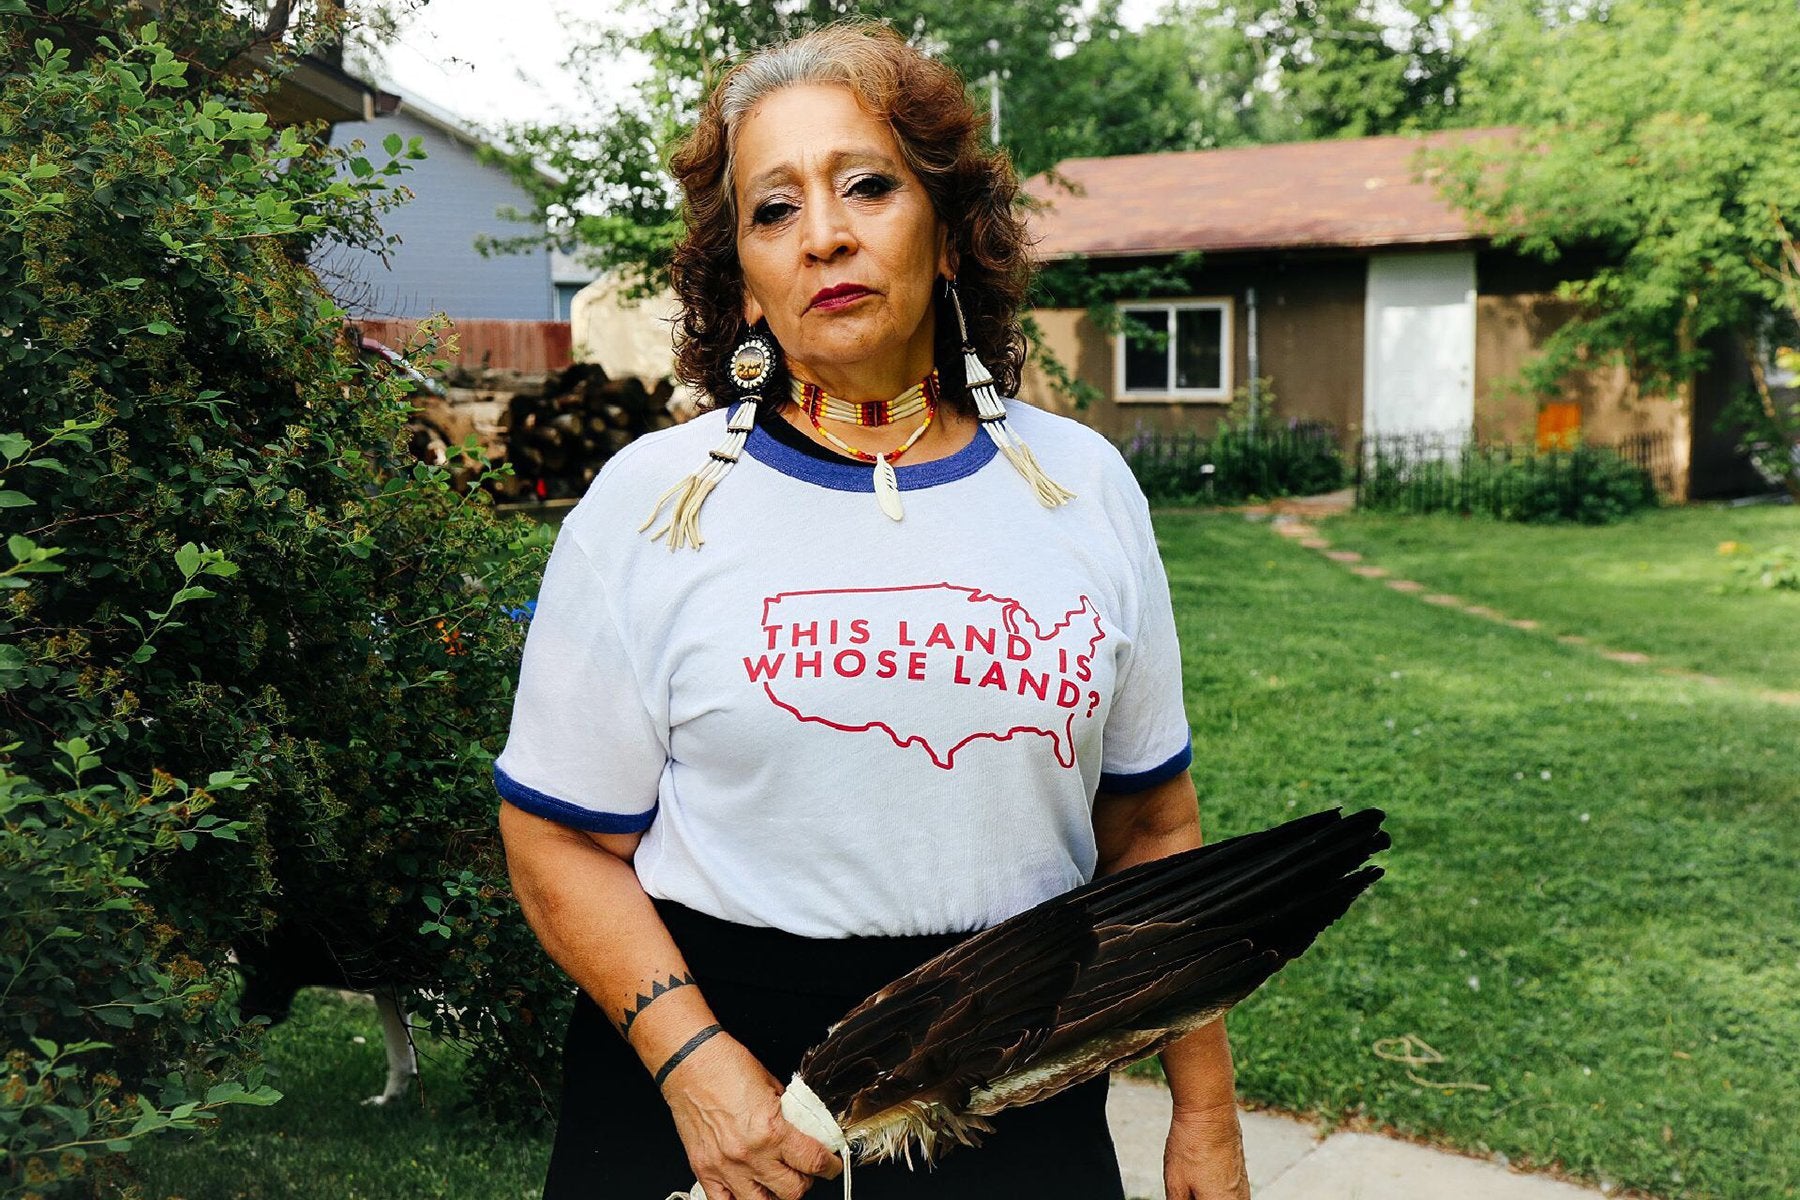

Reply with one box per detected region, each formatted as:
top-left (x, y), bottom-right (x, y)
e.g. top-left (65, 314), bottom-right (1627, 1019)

top-left (1163, 1098), bottom-right (1251, 1200)
top-left (662, 1031), bottom-right (843, 1200)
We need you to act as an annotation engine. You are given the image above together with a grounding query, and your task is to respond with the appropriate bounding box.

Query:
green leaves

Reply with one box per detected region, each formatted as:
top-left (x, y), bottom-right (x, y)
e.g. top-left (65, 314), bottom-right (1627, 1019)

top-left (1439, 0), bottom-right (1800, 406)
top-left (174, 540), bottom-right (239, 581)
top-left (3, 532), bottom-right (65, 588)
top-left (54, 734), bottom-right (101, 778)
top-left (173, 542), bottom-right (202, 578)
top-left (140, 543), bottom-right (236, 624)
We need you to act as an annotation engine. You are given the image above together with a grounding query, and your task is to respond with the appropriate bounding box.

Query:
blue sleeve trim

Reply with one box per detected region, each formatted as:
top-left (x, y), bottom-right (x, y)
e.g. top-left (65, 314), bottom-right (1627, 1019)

top-left (1098, 739), bottom-right (1193, 794)
top-left (492, 764), bottom-right (657, 834)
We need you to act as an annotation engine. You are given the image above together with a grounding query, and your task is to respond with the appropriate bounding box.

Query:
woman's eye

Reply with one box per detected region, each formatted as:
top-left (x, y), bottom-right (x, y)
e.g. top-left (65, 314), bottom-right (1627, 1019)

top-left (751, 201), bottom-right (795, 227)
top-left (848, 175), bottom-right (896, 199)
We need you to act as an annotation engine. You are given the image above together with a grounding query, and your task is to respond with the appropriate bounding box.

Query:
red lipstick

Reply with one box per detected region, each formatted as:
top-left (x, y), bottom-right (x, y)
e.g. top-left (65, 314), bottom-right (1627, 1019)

top-left (809, 283), bottom-right (875, 311)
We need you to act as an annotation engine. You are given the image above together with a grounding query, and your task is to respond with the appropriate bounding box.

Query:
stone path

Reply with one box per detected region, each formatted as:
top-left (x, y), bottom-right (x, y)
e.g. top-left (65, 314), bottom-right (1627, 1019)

top-left (1107, 1076), bottom-right (1625, 1200)
top-left (1261, 507), bottom-right (1800, 709)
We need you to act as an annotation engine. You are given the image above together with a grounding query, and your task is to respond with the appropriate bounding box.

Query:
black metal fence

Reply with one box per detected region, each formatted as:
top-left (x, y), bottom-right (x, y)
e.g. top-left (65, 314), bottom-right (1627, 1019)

top-left (1355, 431), bottom-right (1670, 523)
top-left (1119, 421), bottom-right (1348, 504)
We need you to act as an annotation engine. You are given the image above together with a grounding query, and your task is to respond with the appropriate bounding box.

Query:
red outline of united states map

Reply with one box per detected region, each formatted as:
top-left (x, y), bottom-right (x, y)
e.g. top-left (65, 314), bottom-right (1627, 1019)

top-left (746, 582), bottom-right (1108, 770)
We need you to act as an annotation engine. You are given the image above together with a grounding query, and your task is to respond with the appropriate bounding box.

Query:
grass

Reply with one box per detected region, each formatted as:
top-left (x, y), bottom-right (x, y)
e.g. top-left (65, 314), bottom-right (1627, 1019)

top-left (130, 508), bottom-right (1798, 1200)
top-left (129, 990), bottom-right (554, 1199)
top-left (1158, 512), bottom-right (1798, 1200)
top-left (1315, 504), bottom-right (1800, 692)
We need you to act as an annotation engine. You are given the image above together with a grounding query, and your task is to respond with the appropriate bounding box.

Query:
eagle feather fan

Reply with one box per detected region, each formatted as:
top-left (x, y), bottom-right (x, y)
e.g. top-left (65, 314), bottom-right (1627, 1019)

top-left (668, 806), bottom-right (1387, 1200)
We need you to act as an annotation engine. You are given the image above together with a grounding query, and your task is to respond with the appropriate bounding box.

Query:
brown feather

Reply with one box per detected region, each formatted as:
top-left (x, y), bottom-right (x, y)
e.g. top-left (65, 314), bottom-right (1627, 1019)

top-left (796, 806), bottom-right (1389, 1165)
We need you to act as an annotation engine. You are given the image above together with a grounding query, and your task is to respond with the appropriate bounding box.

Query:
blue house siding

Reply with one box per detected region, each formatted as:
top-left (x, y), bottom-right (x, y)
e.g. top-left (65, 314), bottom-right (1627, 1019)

top-left (317, 106), bottom-right (553, 320)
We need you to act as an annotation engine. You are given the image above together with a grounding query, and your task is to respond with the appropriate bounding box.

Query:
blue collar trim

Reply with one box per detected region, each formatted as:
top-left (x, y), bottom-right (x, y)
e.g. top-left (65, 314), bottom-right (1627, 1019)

top-left (743, 419), bottom-right (997, 493)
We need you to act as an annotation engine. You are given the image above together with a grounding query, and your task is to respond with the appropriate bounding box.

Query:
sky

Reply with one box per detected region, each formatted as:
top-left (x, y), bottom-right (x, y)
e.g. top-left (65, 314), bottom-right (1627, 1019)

top-left (369, 0), bottom-right (592, 125)
top-left (367, 0), bottom-right (1166, 128)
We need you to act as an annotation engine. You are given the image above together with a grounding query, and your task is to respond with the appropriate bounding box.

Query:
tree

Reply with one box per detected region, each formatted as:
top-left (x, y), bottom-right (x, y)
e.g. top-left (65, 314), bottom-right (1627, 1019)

top-left (1156, 6), bottom-right (1292, 148)
top-left (1009, 17), bottom-right (1275, 167)
top-left (1206, 0), bottom-right (1470, 140)
top-left (1434, 0), bottom-right (1800, 498)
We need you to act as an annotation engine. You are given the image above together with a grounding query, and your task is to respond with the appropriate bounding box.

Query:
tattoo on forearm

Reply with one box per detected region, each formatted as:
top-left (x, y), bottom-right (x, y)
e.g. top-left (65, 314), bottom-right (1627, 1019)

top-left (615, 972), bottom-right (696, 1039)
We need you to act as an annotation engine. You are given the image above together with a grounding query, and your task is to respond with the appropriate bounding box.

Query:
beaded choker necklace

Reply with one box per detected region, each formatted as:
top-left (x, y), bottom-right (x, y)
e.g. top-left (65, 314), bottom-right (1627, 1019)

top-left (795, 369), bottom-right (939, 427)
top-left (789, 370), bottom-right (940, 521)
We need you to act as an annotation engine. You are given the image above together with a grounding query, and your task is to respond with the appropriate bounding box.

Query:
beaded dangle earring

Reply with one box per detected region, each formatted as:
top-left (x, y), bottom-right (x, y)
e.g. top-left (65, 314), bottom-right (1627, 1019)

top-left (639, 331), bottom-right (773, 551)
top-left (945, 276), bottom-right (1074, 508)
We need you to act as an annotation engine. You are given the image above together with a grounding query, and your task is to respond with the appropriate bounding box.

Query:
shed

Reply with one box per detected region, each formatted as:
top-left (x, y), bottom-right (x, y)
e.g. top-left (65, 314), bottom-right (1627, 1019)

top-left (1019, 128), bottom-right (1761, 499)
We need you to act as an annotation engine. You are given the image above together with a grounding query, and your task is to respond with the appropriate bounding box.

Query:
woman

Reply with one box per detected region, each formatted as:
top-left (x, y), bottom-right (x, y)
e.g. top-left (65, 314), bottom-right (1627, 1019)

top-left (496, 23), bottom-right (1251, 1200)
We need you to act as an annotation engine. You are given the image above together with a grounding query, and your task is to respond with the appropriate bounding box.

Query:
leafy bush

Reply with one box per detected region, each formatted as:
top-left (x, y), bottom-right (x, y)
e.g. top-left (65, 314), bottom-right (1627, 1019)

top-left (1491, 445), bottom-right (1660, 523)
top-left (3, 9), bottom-right (570, 1194)
top-left (1358, 439), bottom-right (1659, 524)
top-left (1728, 542), bottom-right (1800, 591)
top-left (2, 729), bottom-right (276, 1198)
top-left (1120, 420), bottom-right (1347, 504)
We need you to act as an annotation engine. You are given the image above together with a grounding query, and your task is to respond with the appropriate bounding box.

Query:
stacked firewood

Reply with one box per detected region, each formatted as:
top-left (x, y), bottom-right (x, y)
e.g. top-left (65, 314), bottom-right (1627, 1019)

top-left (409, 363), bottom-right (683, 504)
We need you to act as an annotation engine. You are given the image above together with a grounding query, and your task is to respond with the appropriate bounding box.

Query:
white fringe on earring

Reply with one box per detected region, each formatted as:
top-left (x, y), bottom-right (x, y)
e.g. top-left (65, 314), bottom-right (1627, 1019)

top-left (947, 277), bottom-right (1073, 508)
top-left (639, 399), bottom-right (758, 551)
top-left (963, 348), bottom-right (1074, 508)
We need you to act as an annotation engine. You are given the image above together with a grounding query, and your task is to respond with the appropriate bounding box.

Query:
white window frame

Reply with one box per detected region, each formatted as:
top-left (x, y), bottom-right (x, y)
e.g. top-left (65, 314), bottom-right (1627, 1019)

top-left (1113, 298), bottom-right (1234, 402)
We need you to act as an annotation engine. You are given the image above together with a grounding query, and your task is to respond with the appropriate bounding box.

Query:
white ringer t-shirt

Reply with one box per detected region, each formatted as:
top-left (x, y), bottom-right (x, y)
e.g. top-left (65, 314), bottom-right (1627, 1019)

top-left (493, 399), bottom-right (1192, 938)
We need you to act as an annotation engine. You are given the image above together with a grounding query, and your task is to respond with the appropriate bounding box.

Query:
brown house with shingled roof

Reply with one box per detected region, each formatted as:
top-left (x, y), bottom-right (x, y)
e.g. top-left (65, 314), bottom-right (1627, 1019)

top-left (1016, 127), bottom-right (1761, 500)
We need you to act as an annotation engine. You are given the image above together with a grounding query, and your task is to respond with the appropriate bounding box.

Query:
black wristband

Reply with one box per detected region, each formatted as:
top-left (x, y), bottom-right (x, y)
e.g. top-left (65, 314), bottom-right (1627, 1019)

top-left (653, 1023), bottom-right (723, 1090)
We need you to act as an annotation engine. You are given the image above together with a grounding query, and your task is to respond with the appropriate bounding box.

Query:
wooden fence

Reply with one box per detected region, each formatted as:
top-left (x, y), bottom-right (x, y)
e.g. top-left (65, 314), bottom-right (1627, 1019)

top-left (349, 318), bottom-right (573, 373)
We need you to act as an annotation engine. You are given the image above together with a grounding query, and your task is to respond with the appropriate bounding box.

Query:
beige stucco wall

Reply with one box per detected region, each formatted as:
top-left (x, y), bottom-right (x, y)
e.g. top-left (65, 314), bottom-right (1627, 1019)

top-left (1473, 294), bottom-right (1678, 444)
top-left (1475, 292), bottom-right (1691, 493)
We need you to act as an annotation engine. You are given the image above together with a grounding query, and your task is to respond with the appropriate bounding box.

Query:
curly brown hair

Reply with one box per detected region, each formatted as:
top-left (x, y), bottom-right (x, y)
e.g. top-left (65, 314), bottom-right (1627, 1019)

top-left (666, 22), bottom-right (1034, 413)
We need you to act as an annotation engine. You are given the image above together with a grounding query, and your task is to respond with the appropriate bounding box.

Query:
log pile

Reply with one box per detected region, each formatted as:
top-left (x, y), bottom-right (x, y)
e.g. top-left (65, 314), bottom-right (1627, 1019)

top-left (409, 363), bottom-right (683, 504)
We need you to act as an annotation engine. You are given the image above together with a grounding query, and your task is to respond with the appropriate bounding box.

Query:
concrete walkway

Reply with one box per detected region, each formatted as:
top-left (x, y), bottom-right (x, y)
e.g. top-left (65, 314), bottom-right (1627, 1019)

top-left (1107, 1077), bottom-right (1617, 1200)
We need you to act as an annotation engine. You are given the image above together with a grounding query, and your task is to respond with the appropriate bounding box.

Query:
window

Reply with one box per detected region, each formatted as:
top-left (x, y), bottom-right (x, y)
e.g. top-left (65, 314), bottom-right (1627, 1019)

top-left (1114, 300), bottom-right (1233, 400)
top-left (555, 282), bottom-right (586, 322)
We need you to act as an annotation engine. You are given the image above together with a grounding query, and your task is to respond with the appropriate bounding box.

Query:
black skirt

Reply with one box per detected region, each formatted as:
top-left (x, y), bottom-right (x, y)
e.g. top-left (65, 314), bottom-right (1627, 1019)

top-left (543, 899), bottom-right (1126, 1200)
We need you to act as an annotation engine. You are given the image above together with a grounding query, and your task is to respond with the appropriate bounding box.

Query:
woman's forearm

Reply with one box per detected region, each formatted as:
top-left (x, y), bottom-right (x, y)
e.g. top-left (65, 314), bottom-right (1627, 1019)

top-left (499, 803), bottom-right (846, 1193)
top-left (1160, 1016), bottom-right (1239, 1114)
top-left (1091, 774), bottom-right (1242, 1114)
top-left (497, 803), bottom-right (715, 1077)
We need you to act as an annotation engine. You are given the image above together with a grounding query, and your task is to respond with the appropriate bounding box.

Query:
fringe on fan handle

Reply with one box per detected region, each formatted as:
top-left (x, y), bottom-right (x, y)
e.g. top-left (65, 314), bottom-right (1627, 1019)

top-left (666, 1076), bottom-right (853, 1200)
top-left (962, 349), bottom-right (1074, 508)
top-left (640, 401), bottom-right (758, 552)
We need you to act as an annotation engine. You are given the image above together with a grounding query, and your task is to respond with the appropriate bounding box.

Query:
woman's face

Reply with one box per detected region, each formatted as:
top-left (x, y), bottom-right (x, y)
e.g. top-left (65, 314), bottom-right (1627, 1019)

top-left (732, 83), bottom-right (951, 393)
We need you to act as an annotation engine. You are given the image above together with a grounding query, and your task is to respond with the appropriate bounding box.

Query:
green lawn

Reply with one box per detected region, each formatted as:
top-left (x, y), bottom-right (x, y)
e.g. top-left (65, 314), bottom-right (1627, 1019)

top-left (130, 990), bottom-right (553, 1198)
top-left (132, 510), bottom-right (1799, 1200)
top-left (1316, 505), bottom-right (1800, 692)
top-left (1161, 512), bottom-right (1798, 1200)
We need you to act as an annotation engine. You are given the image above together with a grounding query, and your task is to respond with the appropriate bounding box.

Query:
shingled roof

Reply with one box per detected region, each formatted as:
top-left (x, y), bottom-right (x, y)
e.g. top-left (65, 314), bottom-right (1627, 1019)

top-left (1025, 127), bottom-right (1515, 260)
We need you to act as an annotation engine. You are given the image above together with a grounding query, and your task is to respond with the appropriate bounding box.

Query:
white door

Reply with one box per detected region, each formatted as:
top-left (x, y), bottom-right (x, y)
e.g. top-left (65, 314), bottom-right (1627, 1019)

top-left (1363, 252), bottom-right (1476, 443)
